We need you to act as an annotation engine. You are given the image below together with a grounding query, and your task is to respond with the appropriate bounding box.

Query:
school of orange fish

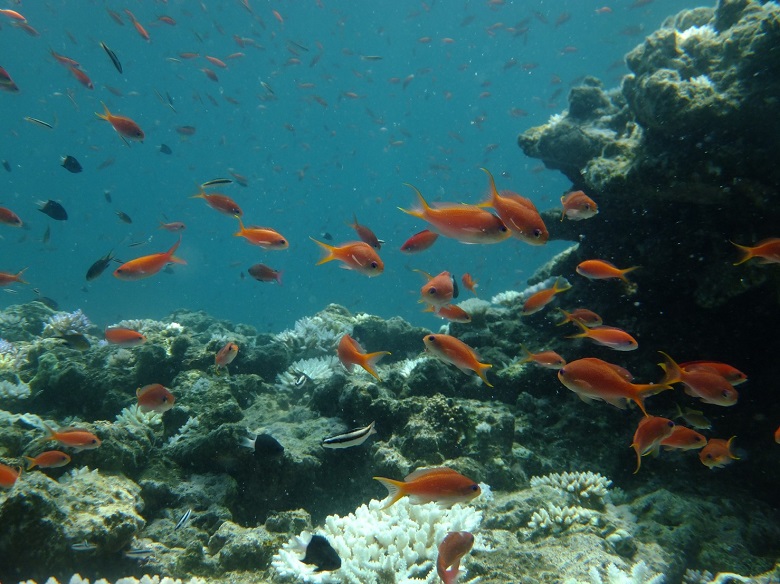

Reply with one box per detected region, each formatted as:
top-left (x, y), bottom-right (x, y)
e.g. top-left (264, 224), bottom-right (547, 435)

top-left (1, 2), bottom-right (780, 580)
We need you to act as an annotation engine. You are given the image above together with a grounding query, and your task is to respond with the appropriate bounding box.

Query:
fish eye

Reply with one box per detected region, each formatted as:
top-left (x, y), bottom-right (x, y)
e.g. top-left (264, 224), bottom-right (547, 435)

top-left (91, 439), bottom-right (98, 444)
top-left (470, 484), bottom-right (479, 491)
top-left (499, 225), bottom-right (508, 232)
top-left (705, 453), bottom-right (713, 459)
top-left (722, 390), bottom-right (731, 397)
top-left (427, 335), bottom-right (436, 342)
top-left (667, 421), bottom-right (674, 427)
top-left (370, 261), bottom-right (378, 269)
top-left (428, 288), bottom-right (437, 295)
top-left (533, 228), bottom-right (542, 238)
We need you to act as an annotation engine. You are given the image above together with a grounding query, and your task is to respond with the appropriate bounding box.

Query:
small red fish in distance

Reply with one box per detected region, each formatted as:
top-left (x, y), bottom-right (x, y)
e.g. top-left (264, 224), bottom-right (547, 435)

top-left (248, 263), bottom-right (283, 285)
top-left (373, 467), bottom-right (481, 508)
top-left (0, 463), bottom-right (21, 489)
top-left (105, 327), bottom-right (147, 346)
top-left (437, 531), bottom-right (475, 584)
top-left (137, 383), bottom-right (175, 413)
top-left (400, 229), bottom-right (439, 253)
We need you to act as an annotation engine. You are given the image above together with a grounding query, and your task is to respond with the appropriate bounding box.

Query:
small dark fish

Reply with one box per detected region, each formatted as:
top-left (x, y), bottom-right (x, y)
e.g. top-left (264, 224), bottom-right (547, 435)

top-left (56, 333), bottom-right (90, 351)
top-left (452, 275), bottom-right (459, 299)
top-left (321, 232), bottom-right (333, 241)
top-left (86, 250), bottom-right (115, 281)
top-left (100, 41), bottom-right (122, 73)
top-left (97, 158), bottom-right (115, 170)
top-left (302, 535), bottom-right (341, 572)
top-left (24, 116), bottom-right (53, 129)
top-left (36, 296), bottom-right (59, 310)
top-left (322, 421), bottom-right (376, 449)
top-left (127, 236), bottom-right (152, 247)
top-left (71, 541), bottom-right (97, 552)
top-left (104, 190), bottom-right (112, 203)
top-left (241, 432), bottom-right (284, 457)
top-left (260, 81), bottom-right (274, 95)
top-left (38, 200), bottom-right (68, 221)
top-left (43, 225), bottom-right (51, 244)
top-left (175, 125), bottom-right (196, 136)
top-left (201, 178), bottom-right (233, 188)
top-left (174, 508), bottom-right (192, 530)
top-left (61, 155), bottom-right (82, 173)
top-left (115, 210), bottom-right (133, 224)
top-left (360, 55), bottom-right (383, 61)
top-left (2, 160), bottom-right (10, 172)
top-left (158, 144), bottom-right (172, 155)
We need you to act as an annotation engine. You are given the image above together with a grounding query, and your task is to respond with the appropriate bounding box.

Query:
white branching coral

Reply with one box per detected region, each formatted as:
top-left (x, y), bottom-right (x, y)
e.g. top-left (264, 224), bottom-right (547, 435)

top-left (675, 24), bottom-right (717, 44)
top-left (455, 298), bottom-right (491, 315)
top-left (166, 416), bottom-right (201, 447)
top-left (396, 357), bottom-right (426, 379)
top-left (585, 561), bottom-right (665, 584)
top-left (273, 315), bottom-right (351, 357)
top-left (0, 378), bottom-right (31, 400)
top-left (41, 309), bottom-right (93, 336)
top-left (272, 494), bottom-right (486, 584)
top-left (490, 290), bottom-right (522, 306)
top-left (530, 471), bottom-right (612, 507)
top-left (526, 504), bottom-right (600, 536)
top-left (19, 575), bottom-right (209, 584)
top-left (115, 405), bottom-right (163, 430)
top-left (277, 356), bottom-right (339, 390)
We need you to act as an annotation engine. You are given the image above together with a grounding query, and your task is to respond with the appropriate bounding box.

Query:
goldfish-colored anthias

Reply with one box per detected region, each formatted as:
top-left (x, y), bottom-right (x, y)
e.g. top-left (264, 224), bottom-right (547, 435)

top-left (437, 531), bottom-right (475, 584)
top-left (699, 437), bottom-right (739, 469)
top-left (216, 342), bottom-right (239, 369)
top-left (576, 260), bottom-right (638, 283)
top-left (631, 416), bottom-right (675, 473)
top-left (659, 352), bottom-right (738, 407)
top-left (522, 279), bottom-right (571, 316)
top-left (137, 384), bottom-right (175, 413)
top-left (731, 238), bottom-right (780, 265)
top-left (43, 425), bottom-right (101, 451)
top-left (104, 327), bottom-right (147, 346)
top-left (96, 102), bottom-right (144, 142)
top-left (659, 426), bottom-right (707, 451)
top-left (234, 218), bottom-right (288, 249)
top-left (114, 237), bottom-right (186, 280)
top-left (519, 345), bottom-right (566, 369)
top-left (24, 451), bottom-right (71, 470)
top-left (191, 191), bottom-right (243, 217)
top-left (0, 463), bottom-right (21, 489)
top-left (556, 307), bottom-right (603, 328)
top-left (418, 270), bottom-right (456, 309)
top-left (400, 229), bottom-right (439, 253)
top-left (566, 321), bottom-right (638, 351)
top-left (480, 168), bottom-right (548, 245)
top-left (373, 467), bottom-right (481, 508)
top-left (337, 334), bottom-right (390, 382)
top-left (561, 190), bottom-right (598, 221)
top-left (311, 239), bottom-right (384, 277)
top-left (423, 333), bottom-right (492, 387)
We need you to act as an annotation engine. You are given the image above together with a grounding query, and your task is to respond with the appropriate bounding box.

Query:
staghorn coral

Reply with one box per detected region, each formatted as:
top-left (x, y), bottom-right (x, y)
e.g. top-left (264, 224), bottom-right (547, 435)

top-left (41, 309), bottom-right (93, 337)
top-left (0, 378), bottom-right (32, 401)
top-left (582, 561), bottom-right (665, 584)
top-left (530, 471), bottom-right (612, 508)
top-left (525, 504), bottom-right (601, 537)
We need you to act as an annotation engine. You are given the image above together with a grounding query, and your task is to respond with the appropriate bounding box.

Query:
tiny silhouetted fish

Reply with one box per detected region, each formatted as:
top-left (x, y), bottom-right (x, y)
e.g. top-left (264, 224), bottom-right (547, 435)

top-left (175, 508), bottom-right (192, 530)
top-left (38, 200), bottom-right (68, 221)
top-left (115, 210), bottom-right (132, 224)
top-left (452, 275), bottom-right (459, 299)
top-left (253, 433), bottom-right (284, 457)
top-left (2, 160), bottom-right (10, 172)
top-left (61, 155), bottom-right (82, 173)
top-left (36, 296), bottom-right (59, 310)
top-left (302, 535), bottom-right (341, 572)
top-left (159, 144), bottom-right (172, 155)
top-left (56, 333), bottom-right (91, 351)
top-left (321, 232), bottom-right (333, 241)
top-left (42, 225), bottom-right (50, 244)
top-left (104, 190), bottom-right (112, 203)
top-left (86, 250), bottom-right (115, 281)
top-left (100, 41), bottom-right (122, 73)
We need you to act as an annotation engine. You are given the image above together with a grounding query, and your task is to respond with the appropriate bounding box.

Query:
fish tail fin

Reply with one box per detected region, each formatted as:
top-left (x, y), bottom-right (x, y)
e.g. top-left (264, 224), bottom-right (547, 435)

top-left (633, 383), bottom-right (674, 416)
top-left (24, 456), bottom-right (37, 471)
top-left (479, 167), bottom-right (499, 206)
top-left (554, 308), bottom-right (572, 326)
top-left (310, 237), bottom-right (336, 265)
top-left (373, 476), bottom-right (406, 509)
top-left (166, 236), bottom-right (186, 265)
top-left (234, 217), bottom-right (246, 237)
top-left (518, 344), bottom-right (533, 364)
top-left (399, 183), bottom-right (429, 219)
top-left (620, 266), bottom-right (640, 282)
top-left (476, 362), bottom-right (493, 387)
top-left (95, 101), bottom-right (110, 121)
top-left (727, 436), bottom-right (740, 460)
top-left (731, 241), bottom-right (753, 265)
top-left (360, 351), bottom-right (391, 381)
top-left (632, 444), bottom-right (642, 474)
top-left (275, 271), bottom-right (283, 286)
top-left (189, 190), bottom-right (206, 200)
top-left (553, 278), bottom-right (572, 293)
top-left (657, 351), bottom-right (682, 385)
top-left (15, 267), bottom-right (28, 284)
top-left (564, 319), bottom-right (589, 339)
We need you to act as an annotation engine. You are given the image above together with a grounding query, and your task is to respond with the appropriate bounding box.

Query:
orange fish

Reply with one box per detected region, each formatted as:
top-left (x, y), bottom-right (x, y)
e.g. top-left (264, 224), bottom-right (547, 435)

top-left (480, 168), bottom-right (548, 245)
top-left (137, 383), bottom-right (175, 413)
top-left (310, 238), bottom-right (384, 277)
top-left (437, 531), bottom-right (475, 584)
top-left (24, 450), bottom-right (71, 470)
top-left (0, 463), bottom-right (21, 489)
top-left (423, 304), bottom-right (471, 323)
top-left (576, 260), bottom-right (638, 283)
top-left (566, 321), bottom-right (638, 351)
top-left (104, 327), bottom-right (147, 346)
top-left (418, 270), bottom-right (456, 309)
top-left (0, 65), bottom-right (19, 92)
top-left (373, 467), bottom-right (481, 508)
top-left (0, 268), bottom-right (27, 286)
top-left (557, 357), bottom-right (672, 416)
top-left (659, 426), bottom-right (707, 451)
top-left (631, 416), bottom-right (675, 473)
top-left (400, 229), bottom-right (439, 253)
top-left (400, 184), bottom-right (510, 244)
top-left (348, 214), bottom-right (382, 249)
top-left (561, 190), bottom-right (598, 220)
top-left (461, 273), bottom-right (478, 296)
top-left (731, 238), bottom-right (780, 265)
top-left (69, 66), bottom-right (93, 89)
top-left (679, 361), bottom-right (747, 386)
top-left (699, 437), bottom-right (739, 469)
top-left (234, 219), bottom-right (288, 249)
top-left (114, 237), bottom-right (186, 280)
top-left (43, 425), bottom-right (101, 451)
top-left (0, 8), bottom-right (26, 21)
top-left (191, 191), bottom-right (242, 217)
top-left (0, 206), bottom-right (22, 227)
top-left (522, 279), bottom-right (571, 316)
top-left (337, 334), bottom-right (390, 382)
top-left (519, 345), bottom-right (566, 369)
top-left (658, 352), bottom-right (738, 407)
top-left (216, 342), bottom-right (239, 370)
top-left (774, 425), bottom-right (779, 444)
top-left (133, 19), bottom-right (150, 41)
top-left (205, 55), bottom-right (228, 69)
top-left (49, 49), bottom-right (80, 68)
top-left (96, 103), bottom-right (144, 143)
top-left (423, 333), bottom-right (492, 387)
top-left (556, 307), bottom-right (603, 328)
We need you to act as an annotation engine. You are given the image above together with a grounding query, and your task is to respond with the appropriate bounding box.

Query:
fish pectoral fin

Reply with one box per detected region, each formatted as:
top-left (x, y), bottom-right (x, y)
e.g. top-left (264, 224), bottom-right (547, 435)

top-left (577, 394), bottom-right (597, 405)
top-left (604, 396), bottom-right (628, 409)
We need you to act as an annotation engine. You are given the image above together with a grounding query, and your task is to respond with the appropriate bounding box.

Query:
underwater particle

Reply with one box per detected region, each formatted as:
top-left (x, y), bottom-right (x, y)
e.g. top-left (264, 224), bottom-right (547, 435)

top-left (248, 263), bottom-right (283, 285)
top-left (302, 535), bottom-right (341, 572)
top-left (61, 155), bottom-right (83, 173)
top-left (423, 333), bottom-right (493, 387)
top-left (560, 190), bottom-right (598, 221)
top-left (24, 450), bottom-right (71, 470)
top-left (158, 143), bottom-right (172, 155)
top-left (337, 334), bottom-right (390, 382)
top-left (0, 462), bottom-right (21, 489)
top-left (699, 436), bottom-right (739, 468)
top-left (86, 250), bottom-right (116, 281)
top-left (136, 383), bottom-right (175, 413)
top-left (437, 531), bottom-right (474, 584)
top-left (38, 199), bottom-right (68, 220)
top-left (322, 421), bottom-right (377, 449)
top-left (373, 467), bottom-right (481, 509)
top-left (241, 432), bottom-right (284, 457)
top-left (55, 333), bottom-right (91, 351)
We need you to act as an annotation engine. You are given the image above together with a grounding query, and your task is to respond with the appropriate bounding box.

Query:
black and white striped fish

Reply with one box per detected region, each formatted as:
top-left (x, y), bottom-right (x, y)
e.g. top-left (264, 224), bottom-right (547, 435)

top-left (321, 421), bottom-right (377, 449)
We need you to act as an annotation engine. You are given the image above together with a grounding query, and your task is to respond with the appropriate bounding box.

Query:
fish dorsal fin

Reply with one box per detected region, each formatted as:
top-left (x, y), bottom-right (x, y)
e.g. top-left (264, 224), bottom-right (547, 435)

top-left (405, 466), bottom-right (456, 482)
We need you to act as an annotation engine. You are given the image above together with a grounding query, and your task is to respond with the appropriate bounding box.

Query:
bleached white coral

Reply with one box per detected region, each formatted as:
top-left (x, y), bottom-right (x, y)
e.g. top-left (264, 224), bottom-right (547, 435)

top-left (585, 561), bottom-right (665, 584)
top-left (526, 504), bottom-right (600, 536)
top-left (277, 356), bottom-right (339, 389)
top-left (688, 74), bottom-right (714, 89)
top-left (273, 315), bottom-right (350, 356)
top-left (676, 24), bottom-right (717, 44)
top-left (166, 416), bottom-right (200, 447)
top-left (42, 309), bottom-right (93, 336)
top-left (20, 575), bottom-right (210, 584)
top-left (272, 494), bottom-right (485, 584)
top-left (490, 290), bottom-right (522, 306)
top-left (0, 378), bottom-right (31, 400)
top-left (530, 471), bottom-right (612, 507)
top-left (397, 357), bottom-right (426, 379)
top-left (455, 298), bottom-right (491, 315)
top-left (115, 405), bottom-right (163, 430)
top-left (547, 112), bottom-right (567, 127)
